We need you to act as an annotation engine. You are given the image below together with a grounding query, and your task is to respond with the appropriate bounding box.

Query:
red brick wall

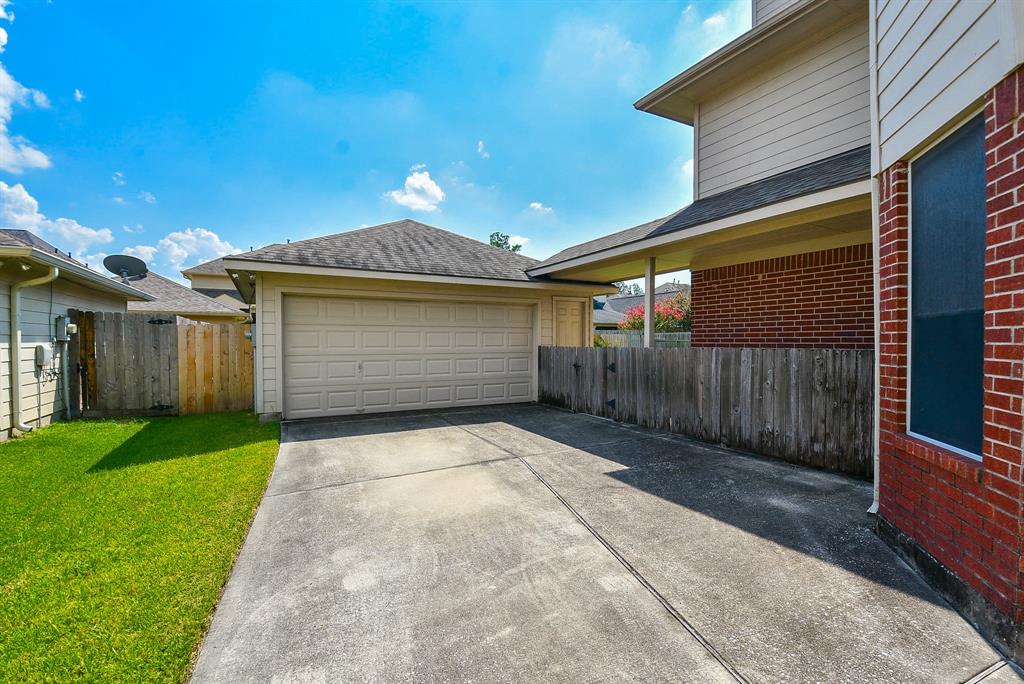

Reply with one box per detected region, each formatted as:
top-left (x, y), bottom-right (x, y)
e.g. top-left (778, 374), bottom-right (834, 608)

top-left (878, 67), bottom-right (1024, 623)
top-left (690, 245), bottom-right (874, 348)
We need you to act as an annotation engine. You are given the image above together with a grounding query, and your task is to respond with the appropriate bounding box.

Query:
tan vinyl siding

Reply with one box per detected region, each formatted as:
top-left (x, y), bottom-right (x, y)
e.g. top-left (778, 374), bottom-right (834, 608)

top-left (185, 273), bottom-right (235, 289)
top-left (696, 18), bottom-right (870, 198)
top-left (0, 276), bottom-right (126, 436)
top-left (875, 0), bottom-right (1023, 169)
top-left (753, 0), bottom-right (801, 25)
top-left (254, 273), bottom-right (584, 416)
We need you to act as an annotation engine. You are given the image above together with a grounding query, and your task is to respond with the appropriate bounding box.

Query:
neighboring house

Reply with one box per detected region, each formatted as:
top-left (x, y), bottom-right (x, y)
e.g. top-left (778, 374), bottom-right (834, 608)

top-left (0, 230), bottom-right (151, 438)
top-left (603, 282), bottom-right (691, 315)
top-left (181, 255), bottom-right (251, 307)
top-left (120, 271), bottom-right (249, 323)
top-left (592, 300), bottom-right (623, 330)
top-left (220, 219), bottom-right (610, 420)
top-left (530, 0), bottom-right (1024, 662)
top-left (593, 282), bottom-right (689, 331)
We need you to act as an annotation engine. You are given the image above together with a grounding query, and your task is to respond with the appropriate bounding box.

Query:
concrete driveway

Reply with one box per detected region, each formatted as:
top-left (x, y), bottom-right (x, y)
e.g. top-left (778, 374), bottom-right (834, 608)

top-left (191, 404), bottom-right (1020, 683)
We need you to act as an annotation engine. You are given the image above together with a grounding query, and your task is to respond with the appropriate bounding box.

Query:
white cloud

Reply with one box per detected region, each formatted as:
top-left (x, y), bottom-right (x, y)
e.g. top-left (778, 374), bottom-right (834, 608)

top-left (675, 0), bottom-right (751, 59)
top-left (122, 223), bottom-right (143, 233)
top-left (73, 88), bottom-right (85, 103)
top-left (477, 140), bottom-right (490, 160)
top-left (81, 252), bottom-right (108, 270)
top-left (155, 227), bottom-right (237, 270)
top-left (681, 158), bottom-right (694, 181)
top-left (0, 7), bottom-right (50, 173)
top-left (509, 235), bottom-right (529, 249)
top-left (137, 190), bottom-right (156, 204)
top-left (528, 201), bottom-right (553, 214)
top-left (0, 181), bottom-right (114, 259)
top-left (123, 244), bottom-right (158, 263)
top-left (543, 20), bottom-right (648, 93)
top-left (386, 169), bottom-right (445, 212)
top-left (112, 196), bottom-right (125, 204)
top-left (0, 62), bottom-right (51, 173)
top-left (112, 171), bottom-right (126, 185)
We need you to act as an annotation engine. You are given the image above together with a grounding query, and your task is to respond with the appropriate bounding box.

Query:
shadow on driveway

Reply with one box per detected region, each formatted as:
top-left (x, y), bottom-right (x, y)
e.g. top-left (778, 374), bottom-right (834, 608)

top-left (192, 403), bottom-right (1012, 683)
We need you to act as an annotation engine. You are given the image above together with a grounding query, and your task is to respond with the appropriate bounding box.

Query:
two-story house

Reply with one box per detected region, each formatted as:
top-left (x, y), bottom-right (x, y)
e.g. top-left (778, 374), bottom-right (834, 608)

top-left (528, 0), bottom-right (1024, 662)
top-left (530, 0), bottom-right (874, 351)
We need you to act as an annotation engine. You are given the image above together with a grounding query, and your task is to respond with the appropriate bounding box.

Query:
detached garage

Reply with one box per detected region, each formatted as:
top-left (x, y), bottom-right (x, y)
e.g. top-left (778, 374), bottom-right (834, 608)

top-left (222, 220), bottom-right (610, 420)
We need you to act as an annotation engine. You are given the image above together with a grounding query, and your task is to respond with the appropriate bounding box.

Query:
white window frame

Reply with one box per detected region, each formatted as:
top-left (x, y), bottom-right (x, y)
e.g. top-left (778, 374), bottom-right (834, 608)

top-left (905, 108), bottom-right (985, 462)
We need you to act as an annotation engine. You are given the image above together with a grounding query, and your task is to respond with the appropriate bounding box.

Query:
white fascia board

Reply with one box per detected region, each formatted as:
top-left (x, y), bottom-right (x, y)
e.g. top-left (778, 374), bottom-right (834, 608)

top-left (220, 258), bottom-right (617, 293)
top-left (0, 247), bottom-right (155, 301)
top-left (527, 179), bottom-right (872, 277)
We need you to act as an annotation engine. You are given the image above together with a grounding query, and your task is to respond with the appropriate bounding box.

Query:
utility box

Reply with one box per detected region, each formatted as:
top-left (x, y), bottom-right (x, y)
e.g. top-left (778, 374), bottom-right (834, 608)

top-left (34, 345), bottom-right (51, 368)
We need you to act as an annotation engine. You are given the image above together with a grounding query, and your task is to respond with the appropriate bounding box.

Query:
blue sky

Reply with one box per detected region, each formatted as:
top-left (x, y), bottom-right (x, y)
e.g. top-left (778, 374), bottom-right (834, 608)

top-left (0, 0), bottom-right (749, 282)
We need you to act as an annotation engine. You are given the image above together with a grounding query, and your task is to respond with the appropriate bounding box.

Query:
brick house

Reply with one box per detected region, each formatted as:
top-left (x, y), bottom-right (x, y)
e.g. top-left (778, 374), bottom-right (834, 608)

top-left (526, 0), bottom-right (1024, 662)
top-left (869, 0), bottom-right (1024, 660)
top-left (529, 0), bottom-right (874, 350)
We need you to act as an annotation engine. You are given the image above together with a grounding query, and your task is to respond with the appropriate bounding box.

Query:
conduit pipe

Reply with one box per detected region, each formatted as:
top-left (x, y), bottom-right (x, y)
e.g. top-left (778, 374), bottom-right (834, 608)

top-left (10, 265), bottom-right (59, 434)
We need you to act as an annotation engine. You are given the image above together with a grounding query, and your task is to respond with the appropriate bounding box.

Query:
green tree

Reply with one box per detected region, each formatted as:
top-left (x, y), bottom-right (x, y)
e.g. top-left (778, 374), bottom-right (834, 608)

top-left (613, 281), bottom-right (643, 296)
top-left (489, 232), bottom-right (522, 253)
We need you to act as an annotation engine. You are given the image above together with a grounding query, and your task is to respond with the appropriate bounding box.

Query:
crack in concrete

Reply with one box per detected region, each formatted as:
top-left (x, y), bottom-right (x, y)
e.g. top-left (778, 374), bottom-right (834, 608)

top-left (264, 454), bottom-right (521, 498)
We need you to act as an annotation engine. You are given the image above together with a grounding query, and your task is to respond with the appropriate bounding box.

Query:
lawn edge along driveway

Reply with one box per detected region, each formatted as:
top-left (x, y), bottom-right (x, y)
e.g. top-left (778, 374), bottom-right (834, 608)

top-left (0, 412), bottom-right (280, 684)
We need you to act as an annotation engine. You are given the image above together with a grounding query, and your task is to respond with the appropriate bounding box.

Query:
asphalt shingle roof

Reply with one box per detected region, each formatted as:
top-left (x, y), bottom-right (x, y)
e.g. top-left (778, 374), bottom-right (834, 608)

top-left (530, 145), bottom-right (870, 270)
top-left (593, 307), bottom-right (624, 325)
top-left (604, 288), bottom-right (690, 314)
top-left (225, 219), bottom-right (545, 282)
top-left (181, 255), bottom-right (243, 277)
top-left (0, 229), bottom-right (90, 268)
top-left (122, 272), bottom-right (244, 316)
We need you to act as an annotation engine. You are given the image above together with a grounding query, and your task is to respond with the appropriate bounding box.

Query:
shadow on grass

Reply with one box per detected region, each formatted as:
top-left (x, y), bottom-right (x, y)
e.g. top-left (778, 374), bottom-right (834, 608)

top-left (88, 412), bottom-right (275, 472)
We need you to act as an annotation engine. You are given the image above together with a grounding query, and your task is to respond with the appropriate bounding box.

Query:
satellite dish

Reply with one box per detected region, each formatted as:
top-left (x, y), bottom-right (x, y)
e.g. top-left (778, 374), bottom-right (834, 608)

top-left (103, 254), bottom-right (148, 282)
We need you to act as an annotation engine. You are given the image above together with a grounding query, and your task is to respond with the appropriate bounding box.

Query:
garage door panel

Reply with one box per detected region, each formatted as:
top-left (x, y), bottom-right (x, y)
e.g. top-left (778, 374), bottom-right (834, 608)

top-left (394, 302), bottom-right (423, 321)
top-left (327, 361), bottom-right (357, 380)
top-left (283, 295), bottom-right (535, 418)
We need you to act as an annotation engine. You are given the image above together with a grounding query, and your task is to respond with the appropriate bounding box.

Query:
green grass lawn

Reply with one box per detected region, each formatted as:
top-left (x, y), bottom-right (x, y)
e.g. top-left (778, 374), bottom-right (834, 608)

top-left (0, 412), bottom-right (280, 683)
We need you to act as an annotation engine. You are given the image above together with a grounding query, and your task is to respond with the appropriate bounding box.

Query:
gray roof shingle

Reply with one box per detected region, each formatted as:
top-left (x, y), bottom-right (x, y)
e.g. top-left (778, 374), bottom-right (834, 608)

top-left (225, 219), bottom-right (546, 282)
top-left (530, 145), bottom-right (870, 270)
top-left (604, 288), bottom-right (690, 314)
top-left (593, 307), bottom-right (624, 325)
top-left (181, 254), bottom-right (250, 277)
top-left (123, 272), bottom-right (244, 316)
top-left (0, 229), bottom-right (90, 268)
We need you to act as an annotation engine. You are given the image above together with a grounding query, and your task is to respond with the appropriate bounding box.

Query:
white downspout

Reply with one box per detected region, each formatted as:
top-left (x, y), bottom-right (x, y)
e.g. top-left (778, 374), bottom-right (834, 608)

top-left (867, 0), bottom-right (882, 515)
top-left (10, 266), bottom-right (59, 434)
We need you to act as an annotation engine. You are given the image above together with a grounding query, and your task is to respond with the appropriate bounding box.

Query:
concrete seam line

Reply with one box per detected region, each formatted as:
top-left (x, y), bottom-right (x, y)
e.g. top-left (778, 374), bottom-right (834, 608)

top-left (437, 414), bottom-right (749, 684)
top-left (964, 660), bottom-right (1008, 683)
top-left (265, 454), bottom-right (522, 498)
top-left (516, 456), bottom-right (750, 684)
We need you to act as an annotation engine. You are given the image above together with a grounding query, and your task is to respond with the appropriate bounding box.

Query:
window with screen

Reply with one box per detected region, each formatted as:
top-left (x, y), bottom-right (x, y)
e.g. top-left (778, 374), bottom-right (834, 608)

top-left (909, 114), bottom-right (986, 457)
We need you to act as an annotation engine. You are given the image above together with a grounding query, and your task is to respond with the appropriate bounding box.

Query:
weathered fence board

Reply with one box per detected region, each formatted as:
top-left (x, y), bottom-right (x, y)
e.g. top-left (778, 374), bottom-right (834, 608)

top-left (74, 311), bottom-right (252, 417)
top-left (539, 345), bottom-right (874, 478)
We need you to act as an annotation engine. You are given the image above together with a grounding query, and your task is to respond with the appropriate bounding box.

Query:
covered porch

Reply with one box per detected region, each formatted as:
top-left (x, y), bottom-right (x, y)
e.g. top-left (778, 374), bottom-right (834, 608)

top-left (531, 148), bottom-right (874, 349)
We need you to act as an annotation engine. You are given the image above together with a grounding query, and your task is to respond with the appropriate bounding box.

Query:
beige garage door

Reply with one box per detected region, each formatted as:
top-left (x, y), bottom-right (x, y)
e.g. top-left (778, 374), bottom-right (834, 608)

top-left (282, 295), bottom-right (535, 419)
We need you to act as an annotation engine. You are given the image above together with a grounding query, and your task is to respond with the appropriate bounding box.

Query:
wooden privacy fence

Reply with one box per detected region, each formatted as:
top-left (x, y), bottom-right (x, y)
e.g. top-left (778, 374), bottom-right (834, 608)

top-left (539, 346), bottom-right (874, 477)
top-left (70, 310), bottom-right (253, 417)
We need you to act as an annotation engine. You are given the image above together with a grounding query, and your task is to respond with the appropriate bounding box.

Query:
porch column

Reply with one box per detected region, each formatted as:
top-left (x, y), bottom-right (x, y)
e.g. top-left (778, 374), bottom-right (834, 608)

top-left (644, 256), bottom-right (655, 348)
